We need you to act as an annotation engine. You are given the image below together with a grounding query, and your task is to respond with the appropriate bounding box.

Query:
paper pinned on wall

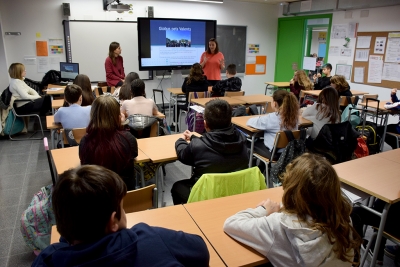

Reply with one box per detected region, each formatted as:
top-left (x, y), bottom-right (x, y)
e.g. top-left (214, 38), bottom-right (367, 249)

top-left (246, 56), bottom-right (256, 64)
top-left (354, 67), bottom-right (364, 83)
top-left (382, 63), bottom-right (400, 82)
top-left (302, 57), bottom-right (316, 71)
top-left (356, 36), bottom-right (372, 48)
top-left (36, 41), bottom-right (48, 56)
top-left (335, 64), bottom-right (352, 80)
top-left (340, 48), bottom-right (352, 57)
top-left (385, 37), bottom-right (400, 63)
top-left (255, 64), bottom-right (265, 73)
top-left (48, 38), bottom-right (63, 45)
top-left (355, 49), bottom-right (369, 62)
top-left (374, 37), bottom-right (387, 54)
top-left (329, 46), bottom-right (340, 56)
top-left (331, 24), bottom-right (347, 39)
top-left (23, 56), bottom-right (36, 65)
top-left (348, 22), bottom-right (358, 38)
top-left (368, 55), bottom-right (383, 83)
top-left (37, 57), bottom-right (49, 73)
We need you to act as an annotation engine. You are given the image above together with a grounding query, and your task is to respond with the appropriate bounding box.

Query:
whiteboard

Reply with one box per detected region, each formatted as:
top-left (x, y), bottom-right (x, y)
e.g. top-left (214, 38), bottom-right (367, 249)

top-left (67, 20), bottom-right (149, 82)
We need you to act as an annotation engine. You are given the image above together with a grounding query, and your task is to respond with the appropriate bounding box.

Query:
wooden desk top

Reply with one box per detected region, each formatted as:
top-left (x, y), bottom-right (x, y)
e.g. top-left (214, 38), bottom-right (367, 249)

top-left (232, 115), bottom-right (313, 133)
top-left (167, 88), bottom-right (185, 95)
top-left (359, 100), bottom-right (392, 111)
top-left (333, 154), bottom-right (400, 204)
top-left (52, 99), bottom-right (64, 109)
top-left (51, 145), bottom-right (150, 175)
top-left (136, 134), bottom-right (182, 163)
top-left (46, 84), bottom-right (66, 95)
top-left (375, 148), bottom-right (400, 164)
top-left (191, 97), bottom-right (246, 107)
top-left (155, 111), bottom-right (166, 119)
top-left (303, 89), bottom-right (368, 97)
top-left (265, 82), bottom-right (290, 87)
top-left (184, 187), bottom-right (284, 267)
top-left (51, 205), bottom-right (225, 267)
top-left (46, 115), bottom-right (62, 130)
top-left (230, 94), bottom-right (273, 105)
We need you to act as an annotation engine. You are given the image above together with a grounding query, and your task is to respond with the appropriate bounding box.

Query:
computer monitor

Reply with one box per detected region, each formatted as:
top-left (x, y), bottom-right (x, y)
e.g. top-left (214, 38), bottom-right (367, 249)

top-left (60, 62), bottom-right (79, 82)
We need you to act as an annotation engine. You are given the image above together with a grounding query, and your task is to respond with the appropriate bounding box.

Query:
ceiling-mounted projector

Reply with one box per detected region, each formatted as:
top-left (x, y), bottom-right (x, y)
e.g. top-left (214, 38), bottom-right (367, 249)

top-left (107, 4), bottom-right (130, 13)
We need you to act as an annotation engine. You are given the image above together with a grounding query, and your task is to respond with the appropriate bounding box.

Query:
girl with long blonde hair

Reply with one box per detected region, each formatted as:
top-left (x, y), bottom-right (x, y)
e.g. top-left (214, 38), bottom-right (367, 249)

top-left (289, 69), bottom-right (313, 99)
top-left (224, 153), bottom-right (362, 267)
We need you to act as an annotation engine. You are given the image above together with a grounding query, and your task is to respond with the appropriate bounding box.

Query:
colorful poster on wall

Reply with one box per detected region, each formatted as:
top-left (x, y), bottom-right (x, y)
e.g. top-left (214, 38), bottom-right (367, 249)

top-left (50, 45), bottom-right (64, 54)
top-left (318, 32), bottom-right (327, 41)
top-left (36, 41), bottom-right (48, 56)
top-left (247, 44), bottom-right (259, 54)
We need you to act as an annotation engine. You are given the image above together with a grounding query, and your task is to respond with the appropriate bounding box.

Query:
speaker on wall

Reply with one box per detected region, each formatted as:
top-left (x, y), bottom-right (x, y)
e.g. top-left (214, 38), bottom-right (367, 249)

top-left (148, 6), bottom-right (154, 18)
top-left (62, 3), bottom-right (71, 16)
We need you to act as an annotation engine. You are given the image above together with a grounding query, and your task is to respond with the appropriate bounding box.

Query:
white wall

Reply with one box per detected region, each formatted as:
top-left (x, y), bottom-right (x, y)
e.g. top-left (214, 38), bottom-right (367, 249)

top-left (0, 13), bottom-right (11, 93)
top-left (328, 5), bottom-right (400, 123)
top-left (0, 0), bottom-right (279, 98)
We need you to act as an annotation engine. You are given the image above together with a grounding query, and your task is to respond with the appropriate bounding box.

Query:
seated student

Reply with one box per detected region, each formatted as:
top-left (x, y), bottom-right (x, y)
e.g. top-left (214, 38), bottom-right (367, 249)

top-left (224, 153), bottom-right (362, 267)
top-left (54, 84), bottom-right (91, 129)
top-left (289, 69), bottom-right (313, 99)
top-left (330, 75), bottom-right (352, 97)
top-left (247, 90), bottom-right (299, 160)
top-left (211, 64), bottom-right (242, 96)
top-left (182, 63), bottom-right (209, 106)
top-left (121, 79), bottom-right (158, 117)
top-left (376, 88), bottom-right (400, 149)
top-left (313, 63), bottom-right (332, 90)
top-left (114, 72), bottom-right (140, 104)
top-left (32, 165), bottom-right (210, 267)
top-left (171, 99), bottom-right (249, 205)
top-left (73, 74), bottom-right (95, 106)
top-left (79, 95), bottom-right (138, 190)
top-left (302, 87), bottom-right (340, 139)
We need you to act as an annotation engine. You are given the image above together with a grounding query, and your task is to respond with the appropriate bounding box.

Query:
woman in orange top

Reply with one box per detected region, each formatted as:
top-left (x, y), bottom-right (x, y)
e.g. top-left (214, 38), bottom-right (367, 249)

top-left (200, 38), bottom-right (225, 86)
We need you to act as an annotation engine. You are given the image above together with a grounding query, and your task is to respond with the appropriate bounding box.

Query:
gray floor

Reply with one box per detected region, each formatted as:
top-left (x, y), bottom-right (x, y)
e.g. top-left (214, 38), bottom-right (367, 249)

top-left (0, 125), bottom-right (397, 266)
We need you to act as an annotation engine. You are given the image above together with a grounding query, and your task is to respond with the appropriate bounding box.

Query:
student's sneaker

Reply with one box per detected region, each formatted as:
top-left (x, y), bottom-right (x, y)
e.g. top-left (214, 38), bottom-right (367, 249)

top-left (384, 245), bottom-right (400, 260)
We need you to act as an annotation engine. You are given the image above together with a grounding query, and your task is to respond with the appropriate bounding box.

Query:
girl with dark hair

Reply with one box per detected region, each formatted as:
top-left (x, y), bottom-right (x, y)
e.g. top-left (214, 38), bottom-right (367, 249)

top-left (105, 42), bottom-right (125, 87)
top-left (79, 95), bottom-right (138, 190)
top-left (73, 74), bottom-right (95, 106)
top-left (181, 63), bottom-right (209, 106)
top-left (302, 87), bottom-right (340, 139)
top-left (224, 153), bottom-right (362, 267)
top-left (121, 79), bottom-right (158, 117)
top-left (200, 38), bottom-right (225, 86)
top-left (114, 72), bottom-right (140, 104)
top-left (247, 90), bottom-right (299, 159)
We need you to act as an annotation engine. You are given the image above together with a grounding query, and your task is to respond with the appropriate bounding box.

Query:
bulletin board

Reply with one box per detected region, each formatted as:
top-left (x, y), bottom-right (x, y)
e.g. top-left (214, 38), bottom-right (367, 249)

top-left (351, 31), bottom-right (400, 88)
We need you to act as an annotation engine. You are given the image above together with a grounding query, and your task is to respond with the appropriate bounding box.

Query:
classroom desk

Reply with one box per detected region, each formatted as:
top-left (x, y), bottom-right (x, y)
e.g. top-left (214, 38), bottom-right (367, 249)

top-left (375, 148), bottom-right (400, 164)
top-left (51, 144), bottom-right (151, 187)
top-left (184, 187), bottom-right (284, 267)
top-left (231, 115), bottom-right (313, 167)
top-left (333, 154), bottom-right (400, 266)
top-left (51, 205), bottom-right (225, 267)
top-left (230, 94), bottom-right (273, 106)
top-left (190, 96), bottom-right (246, 107)
top-left (264, 82), bottom-right (290, 95)
top-left (302, 89), bottom-right (368, 97)
top-left (51, 99), bottom-right (64, 110)
top-left (46, 115), bottom-right (62, 149)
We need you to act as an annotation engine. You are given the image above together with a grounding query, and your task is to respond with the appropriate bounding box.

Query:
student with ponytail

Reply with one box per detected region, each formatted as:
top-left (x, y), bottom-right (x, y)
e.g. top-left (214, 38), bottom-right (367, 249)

top-left (247, 90), bottom-right (299, 159)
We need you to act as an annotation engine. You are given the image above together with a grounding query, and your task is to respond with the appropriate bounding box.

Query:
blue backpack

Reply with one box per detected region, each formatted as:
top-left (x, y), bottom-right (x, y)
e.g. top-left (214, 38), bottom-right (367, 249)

top-left (3, 110), bottom-right (24, 135)
top-left (341, 96), bottom-right (360, 128)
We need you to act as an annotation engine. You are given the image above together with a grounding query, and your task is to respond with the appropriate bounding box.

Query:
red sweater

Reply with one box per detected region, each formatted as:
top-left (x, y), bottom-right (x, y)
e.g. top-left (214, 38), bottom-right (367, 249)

top-left (105, 56), bottom-right (125, 86)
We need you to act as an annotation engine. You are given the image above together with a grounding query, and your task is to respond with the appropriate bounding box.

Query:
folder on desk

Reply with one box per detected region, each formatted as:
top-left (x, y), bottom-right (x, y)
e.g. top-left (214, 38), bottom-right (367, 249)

top-left (341, 183), bottom-right (370, 204)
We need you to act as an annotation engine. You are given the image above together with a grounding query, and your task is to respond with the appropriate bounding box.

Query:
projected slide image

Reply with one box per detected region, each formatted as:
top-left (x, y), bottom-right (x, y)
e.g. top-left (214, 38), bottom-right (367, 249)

top-left (166, 30), bottom-right (191, 47)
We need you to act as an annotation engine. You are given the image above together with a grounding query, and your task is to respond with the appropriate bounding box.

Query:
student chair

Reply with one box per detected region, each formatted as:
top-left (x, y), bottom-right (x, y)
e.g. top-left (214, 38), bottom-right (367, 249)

top-left (361, 94), bottom-right (378, 104)
top-left (225, 91), bottom-right (245, 97)
top-left (71, 128), bottom-right (86, 144)
top-left (123, 184), bottom-right (158, 212)
top-left (9, 99), bottom-right (44, 141)
top-left (187, 167), bottom-right (266, 203)
top-left (152, 89), bottom-right (168, 114)
top-left (339, 96), bottom-right (360, 107)
top-left (95, 86), bottom-right (115, 97)
top-left (44, 137), bottom-right (57, 186)
top-left (253, 130), bottom-right (303, 188)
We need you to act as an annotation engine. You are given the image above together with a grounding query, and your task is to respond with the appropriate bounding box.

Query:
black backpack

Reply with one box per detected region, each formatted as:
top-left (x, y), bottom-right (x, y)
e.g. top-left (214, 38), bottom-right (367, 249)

top-left (41, 70), bottom-right (61, 87)
top-left (356, 121), bottom-right (381, 154)
top-left (269, 129), bottom-right (306, 187)
top-left (0, 87), bottom-right (12, 110)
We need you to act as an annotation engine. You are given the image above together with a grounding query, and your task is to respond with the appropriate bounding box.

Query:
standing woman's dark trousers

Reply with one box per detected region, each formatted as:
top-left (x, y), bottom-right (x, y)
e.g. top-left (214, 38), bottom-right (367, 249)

top-left (207, 80), bottom-right (219, 86)
top-left (15, 95), bottom-right (51, 116)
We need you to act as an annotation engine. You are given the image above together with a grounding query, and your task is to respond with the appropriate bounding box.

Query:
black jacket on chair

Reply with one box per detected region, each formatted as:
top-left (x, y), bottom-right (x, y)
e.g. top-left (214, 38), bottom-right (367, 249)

top-left (181, 76), bottom-right (209, 106)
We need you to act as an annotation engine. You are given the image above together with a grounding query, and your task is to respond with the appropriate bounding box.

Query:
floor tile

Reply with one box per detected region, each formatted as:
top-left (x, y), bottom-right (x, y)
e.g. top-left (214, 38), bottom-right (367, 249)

top-left (0, 188), bottom-right (23, 208)
top-left (0, 154), bottom-right (30, 165)
top-left (24, 171), bottom-right (52, 188)
top-left (1, 145), bottom-right (31, 155)
top-left (0, 174), bottom-right (25, 190)
top-left (6, 251), bottom-right (36, 267)
top-left (0, 162), bottom-right (28, 177)
top-left (0, 229), bottom-right (13, 258)
top-left (0, 257), bottom-right (7, 267)
top-left (9, 228), bottom-right (33, 257)
top-left (27, 160), bottom-right (51, 174)
top-left (0, 205), bottom-right (19, 231)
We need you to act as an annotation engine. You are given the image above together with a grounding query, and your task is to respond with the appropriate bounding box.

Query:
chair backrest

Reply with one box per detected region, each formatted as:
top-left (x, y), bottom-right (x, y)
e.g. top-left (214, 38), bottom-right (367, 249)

top-left (72, 128), bottom-right (86, 144)
top-left (187, 167), bottom-right (267, 203)
top-left (225, 91), bottom-right (245, 97)
top-left (97, 81), bottom-right (107, 87)
top-left (127, 115), bottom-right (159, 139)
top-left (361, 94), bottom-right (378, 104)
top-left (95, 86), bottom-right (115, 97)
top-left (152, 89), bottom-right (165, 111)
top-left (43, 137), bottom-right (57, 185)
top-left (268, 130), bottom-right (302, 161)
top-left (123, 184), bottom-right (157, 213)
top-left (339, 96), bottom-right (359, 106)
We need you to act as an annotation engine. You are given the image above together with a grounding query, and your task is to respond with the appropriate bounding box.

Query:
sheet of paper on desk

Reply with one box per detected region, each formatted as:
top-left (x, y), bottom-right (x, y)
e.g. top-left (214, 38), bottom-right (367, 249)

top-left (341, 183), bottom-right (369, 204)
top-left (190, 105), bottom-right (205, 113)
top-left (46, 88), bottom-right (63, 91)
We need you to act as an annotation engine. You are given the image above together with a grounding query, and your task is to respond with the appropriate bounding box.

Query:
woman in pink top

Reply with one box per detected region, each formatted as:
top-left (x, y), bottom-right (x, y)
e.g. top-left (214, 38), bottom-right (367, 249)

top-left (200, 38), bottom-right (225, 86)
top-left (105, 42), bottom-right (125, 87)
top-left (121, 79), bottom-right (158, 117)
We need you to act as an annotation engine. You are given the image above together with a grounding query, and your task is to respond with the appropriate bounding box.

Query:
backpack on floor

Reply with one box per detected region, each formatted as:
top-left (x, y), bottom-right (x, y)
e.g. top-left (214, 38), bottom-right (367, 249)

top-left (269, 129), bottom-right (306, 187)
top-left (20, 184), bottom-right (56, 253)
top-left (3, 110), bottom-right (24, 135)
top-left (356, 121), bottom-right (381, 154)
top-left (185, 91), bottom-right (209, 133)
